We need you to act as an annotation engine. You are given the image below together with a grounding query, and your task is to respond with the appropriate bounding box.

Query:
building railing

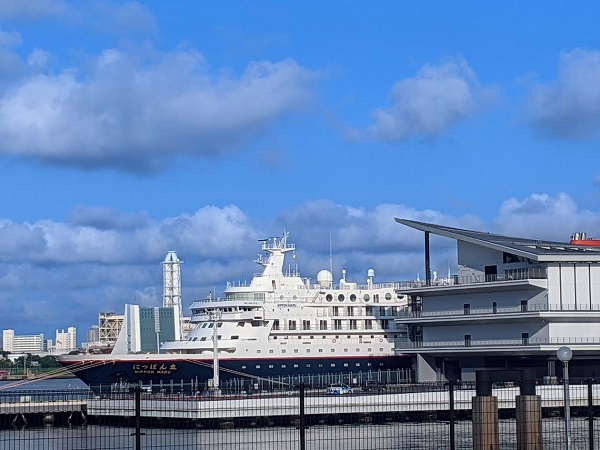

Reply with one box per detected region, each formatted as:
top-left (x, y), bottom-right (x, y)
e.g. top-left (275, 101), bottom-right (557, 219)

top-left (395, 267), bottom-right (548, 290)
top-left (397, 336), bottom-right (600, 349)
top-left (398, 302), bottom-right (600, 319)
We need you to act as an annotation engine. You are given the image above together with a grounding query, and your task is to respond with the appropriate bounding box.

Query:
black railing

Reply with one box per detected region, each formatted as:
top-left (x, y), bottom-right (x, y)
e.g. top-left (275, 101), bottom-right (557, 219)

top-left (2, 378), bottom-right (600, 449)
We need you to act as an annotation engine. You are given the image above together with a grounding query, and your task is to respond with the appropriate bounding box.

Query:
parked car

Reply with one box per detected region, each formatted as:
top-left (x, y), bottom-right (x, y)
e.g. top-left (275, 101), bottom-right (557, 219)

top-left (361, 380), bottom-right (387, 392)
top-left (326, 383), bottom-right (353, 395)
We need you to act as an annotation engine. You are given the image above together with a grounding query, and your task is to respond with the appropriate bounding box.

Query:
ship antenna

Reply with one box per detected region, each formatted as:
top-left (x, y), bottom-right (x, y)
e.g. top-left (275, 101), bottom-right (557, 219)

top-left (329, 233), bottom-right (333, 275)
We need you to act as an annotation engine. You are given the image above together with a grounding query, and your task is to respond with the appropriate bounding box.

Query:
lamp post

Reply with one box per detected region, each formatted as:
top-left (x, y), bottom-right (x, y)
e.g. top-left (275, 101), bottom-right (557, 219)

top-left (557, 346), bottom-right (573, 450)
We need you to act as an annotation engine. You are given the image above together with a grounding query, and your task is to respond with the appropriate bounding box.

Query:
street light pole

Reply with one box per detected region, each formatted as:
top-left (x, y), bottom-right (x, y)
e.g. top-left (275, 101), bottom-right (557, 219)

top-left (557, 346), bottom-right (573, 450)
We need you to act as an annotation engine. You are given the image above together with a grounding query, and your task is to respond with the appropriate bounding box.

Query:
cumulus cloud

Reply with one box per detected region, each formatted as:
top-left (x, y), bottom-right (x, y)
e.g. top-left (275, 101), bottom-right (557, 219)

top-left (493, 192), bottom-right (600, 241)
top-left (526, 49), bottom-right (600, 140)
top-left (0, 47), bottom-right (318, 172)
top-left (3, 196), bottom-right (596, 337)
top-left (351, 56), bottom-right (490, 142)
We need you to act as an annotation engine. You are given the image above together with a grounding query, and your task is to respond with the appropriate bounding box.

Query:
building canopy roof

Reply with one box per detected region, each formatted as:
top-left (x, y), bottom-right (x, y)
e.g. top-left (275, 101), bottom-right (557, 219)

top-left (395, 218), bottom-right (600, 262)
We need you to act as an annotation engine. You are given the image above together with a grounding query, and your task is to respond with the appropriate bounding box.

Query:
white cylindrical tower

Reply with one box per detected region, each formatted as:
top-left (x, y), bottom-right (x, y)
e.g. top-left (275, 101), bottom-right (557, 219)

top-left (162, 251), bottom-right (183, 341)
top-left (162, 251), bottom-right (182, 308)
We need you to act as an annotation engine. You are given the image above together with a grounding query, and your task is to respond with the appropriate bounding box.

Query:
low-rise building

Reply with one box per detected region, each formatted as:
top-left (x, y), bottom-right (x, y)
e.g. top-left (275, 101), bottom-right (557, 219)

top-left (394, 218), bottom-right (600, 382)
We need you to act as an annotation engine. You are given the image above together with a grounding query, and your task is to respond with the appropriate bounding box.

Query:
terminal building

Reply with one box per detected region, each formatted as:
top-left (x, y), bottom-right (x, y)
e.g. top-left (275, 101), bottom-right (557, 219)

top-left (393, 218), bottom-right (600, 383)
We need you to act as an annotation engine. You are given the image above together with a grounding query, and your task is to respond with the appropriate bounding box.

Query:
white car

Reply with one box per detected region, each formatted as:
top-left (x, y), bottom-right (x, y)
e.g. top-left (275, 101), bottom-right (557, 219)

top-left (326, 383), bottom-right (353, 395)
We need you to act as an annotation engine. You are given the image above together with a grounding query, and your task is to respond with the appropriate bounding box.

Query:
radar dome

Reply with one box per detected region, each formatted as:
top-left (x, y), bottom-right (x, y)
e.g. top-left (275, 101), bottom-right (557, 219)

top-left (317, 270), bottom-right (333, 288)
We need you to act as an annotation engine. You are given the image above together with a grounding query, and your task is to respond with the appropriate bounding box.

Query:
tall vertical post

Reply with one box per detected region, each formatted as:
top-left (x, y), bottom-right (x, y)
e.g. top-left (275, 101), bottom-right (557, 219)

top-left (211, 309), bottom-right (222, 393)
top-left (424, 231), bottom-right (431, 286)
top-left (299, 382), bottom-right (306, 450)
top-left (557, 346), bottom-right (573, 450)
top-left (134, 386), bottom-right (141, 450)
top-left (448, 380), bottom-right (456, 450)
top-left (588, 378), bottom-right (594, 450)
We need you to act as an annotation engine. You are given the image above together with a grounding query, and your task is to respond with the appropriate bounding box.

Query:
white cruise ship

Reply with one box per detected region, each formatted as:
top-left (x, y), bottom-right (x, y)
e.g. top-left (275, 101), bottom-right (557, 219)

top-left (58, 231), bottom-right (412, 387)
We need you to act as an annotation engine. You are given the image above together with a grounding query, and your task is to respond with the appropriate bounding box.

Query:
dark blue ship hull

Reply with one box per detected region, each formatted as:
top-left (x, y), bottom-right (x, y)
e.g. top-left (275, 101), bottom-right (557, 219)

top-left (59, 354), bottom-right (412, 387)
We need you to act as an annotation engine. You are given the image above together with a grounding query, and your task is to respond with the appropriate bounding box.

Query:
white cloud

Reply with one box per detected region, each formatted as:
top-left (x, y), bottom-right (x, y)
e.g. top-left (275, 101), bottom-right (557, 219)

top-left (2, 196), bottom-right (597, 338)
top-left (353, 56), bottom-right (489, 142)
top-left (0, 48), bottom-right (318, 172)
top-left (493, 192), bottom-right (600, 241)
top-left (527, 49), bottom-right (600, 140)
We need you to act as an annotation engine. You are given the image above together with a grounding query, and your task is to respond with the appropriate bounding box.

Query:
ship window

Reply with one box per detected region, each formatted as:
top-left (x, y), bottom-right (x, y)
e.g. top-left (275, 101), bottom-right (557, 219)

top-left (379, 362), bottom-right (384, 367)
top-left (326, 294), bottom-right (333, 302)
top-left (338, 294), bottom-right (345, 302)
top-left (319, 349), bottom-right (323, 353)
top-left (293, 295), bottom-right (297, 300)
top-left (217, 335), bottom-right (221, 340)
top-left (282, 349), bottom-right (286, 354)
top-left (356, 363), bottom-right (361, 367)
top-left (237, 322), bottom-right (245, 327)
top-left (379, 348), bottom-right (384, 352)
top-left (231, 336), bottom-right (239, 340)
top-left (192, 337), bottom-right (198, 341)
top-left (344, 348), bottom-right (348, 353)
top-left (367, 363), bottom-right (372, 367)
top-left (293, 364), bottom-right (298, 368)
top-left (269, 364), bottom-right (274, 369)
top-left (306, 363), bottom-right (311, 368)
top-left (201, 324), bottom-right (207, 328)
top-left (356, 348), bottom-right (360, 352)
top-left (208, 323), bottom-right (214, 328)
top-left (368, 348), bottom-right (372, 352)
top-left (200, 337), bottom-right (207, 341)
top-left (257, 350), bottom-right (261, 354)
top-left (330, 363), bottom-right (336, 367)
top-left (218, 323), bottom-right (223, 328)
top-left (269, 349), bottom-right (274, 354)
top-left (350, 294), bottom-right (356, 302)
top-left (364, 294), bottom-right (370, 302)
top-left (306, 349), bottom-right (310, 353)
top-left (242, 365), bottom-right (247, 369)
top-left (385, 293), bottom-right (392, 301)
top-left (273, 320), bottom-right (279, 330)
top-left (256, 365), bottom-right (261, 369)
top-left (289, 320), bottom-right (297, 330)
top-left (281, 364), bottom-right (286, 368)
top-left (294, 349), bottom-right (299, 353)
top-left (331, 348), bottom-right (335, 352)
top-left (343, 363), bottom-right (349, 367)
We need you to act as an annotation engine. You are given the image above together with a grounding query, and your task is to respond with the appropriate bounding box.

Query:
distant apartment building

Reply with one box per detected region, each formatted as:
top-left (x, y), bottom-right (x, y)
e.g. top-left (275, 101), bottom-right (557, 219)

top-left (87, 325), bottom-right (100, 343)
top-left (55, 327), bottom-right (77, 354)
top-left (2, 329), bottom-right (45, 353)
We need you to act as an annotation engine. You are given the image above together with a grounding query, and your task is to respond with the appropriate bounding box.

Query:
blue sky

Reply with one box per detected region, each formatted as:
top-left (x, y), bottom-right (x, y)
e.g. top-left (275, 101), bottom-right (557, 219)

top-left (1, 1), bottom-right (600, 343)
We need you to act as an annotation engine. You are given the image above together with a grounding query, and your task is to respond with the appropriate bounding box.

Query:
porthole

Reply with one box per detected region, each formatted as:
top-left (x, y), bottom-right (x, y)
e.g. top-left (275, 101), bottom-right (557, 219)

top-left (350, 294), bottom-right (356, 302)
top-left (293, 295), bottom-right (297, 300)
top-left (338, 294), bottom-right (345, 302)
top-left (279, 295), bottom-right (284, 300)
top-left (364, 294), bottom-right (370, 302)
top-left (385, 293), bottom-right (392, 301)
top-left (326, 294), bottom-right (333, 302)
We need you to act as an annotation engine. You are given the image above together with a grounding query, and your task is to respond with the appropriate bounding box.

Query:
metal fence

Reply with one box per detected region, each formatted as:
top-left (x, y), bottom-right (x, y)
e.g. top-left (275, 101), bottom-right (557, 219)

top-left (1, 378), bottom-right (600, 449)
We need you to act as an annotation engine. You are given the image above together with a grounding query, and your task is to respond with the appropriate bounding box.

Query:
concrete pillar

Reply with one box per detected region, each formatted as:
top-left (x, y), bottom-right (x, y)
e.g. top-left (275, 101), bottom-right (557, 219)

top-left (515, 395), bottom-right (542, 450)
top-left (472, 396), bottom-right (498, 450)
